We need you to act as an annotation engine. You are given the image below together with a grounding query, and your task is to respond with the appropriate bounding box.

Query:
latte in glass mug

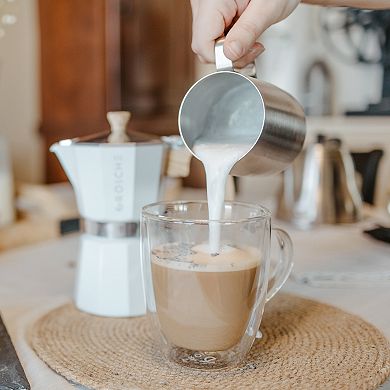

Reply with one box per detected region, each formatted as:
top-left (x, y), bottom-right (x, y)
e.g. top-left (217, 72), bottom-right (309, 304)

top-left (151, 242), bottom-right (261, 352)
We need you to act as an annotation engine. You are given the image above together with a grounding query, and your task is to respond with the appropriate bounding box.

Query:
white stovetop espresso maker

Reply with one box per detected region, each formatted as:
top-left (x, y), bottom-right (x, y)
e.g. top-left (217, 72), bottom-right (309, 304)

top-left (51, 112), bottom-right (165, 317)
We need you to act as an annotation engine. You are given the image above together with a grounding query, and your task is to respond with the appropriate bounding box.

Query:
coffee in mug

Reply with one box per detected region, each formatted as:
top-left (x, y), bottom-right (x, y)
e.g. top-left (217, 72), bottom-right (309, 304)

top-left (151, 242), bottom-right (260, 351)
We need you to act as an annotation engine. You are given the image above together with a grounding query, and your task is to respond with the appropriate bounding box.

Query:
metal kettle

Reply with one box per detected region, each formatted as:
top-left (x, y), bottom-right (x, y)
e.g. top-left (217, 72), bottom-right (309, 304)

top-left (277, 135), bottom-right (362, 228)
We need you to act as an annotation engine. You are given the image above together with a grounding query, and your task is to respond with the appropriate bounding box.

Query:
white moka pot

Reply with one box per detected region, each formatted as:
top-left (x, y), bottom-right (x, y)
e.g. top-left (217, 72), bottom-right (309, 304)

top-left (51, 112), bottom-right (165, 317)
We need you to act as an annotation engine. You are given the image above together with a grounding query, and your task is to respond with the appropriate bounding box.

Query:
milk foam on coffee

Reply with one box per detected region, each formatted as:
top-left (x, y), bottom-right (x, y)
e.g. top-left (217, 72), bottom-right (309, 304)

top-left (151, 243), bottom-right (260, 351)
top-left (193, 141), bottom-right (252, 254)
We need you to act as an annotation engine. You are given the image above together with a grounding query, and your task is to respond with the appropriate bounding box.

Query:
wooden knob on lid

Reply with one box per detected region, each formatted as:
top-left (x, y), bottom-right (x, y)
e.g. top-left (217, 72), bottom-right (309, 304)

top-left (107, 111), bottom-right (131, 143)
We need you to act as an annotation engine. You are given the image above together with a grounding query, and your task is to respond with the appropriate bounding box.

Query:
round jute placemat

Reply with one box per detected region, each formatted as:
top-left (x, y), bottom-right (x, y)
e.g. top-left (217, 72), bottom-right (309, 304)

top-left (30, 293), bottom-right (390, 390)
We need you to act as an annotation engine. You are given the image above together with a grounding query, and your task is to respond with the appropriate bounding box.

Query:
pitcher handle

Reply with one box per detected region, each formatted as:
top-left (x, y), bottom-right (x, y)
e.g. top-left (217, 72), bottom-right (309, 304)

top-left (215, 37), bottom-right (234, 71)
top-left (266, 228), bottom-right (293, 302)
top-left (215, 37), bottom-right (257, 77)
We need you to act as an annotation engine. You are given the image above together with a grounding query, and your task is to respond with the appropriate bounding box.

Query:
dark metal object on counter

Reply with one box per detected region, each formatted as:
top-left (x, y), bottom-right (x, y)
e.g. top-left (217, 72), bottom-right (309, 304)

top-left (351, 149), bottom-right (384, 205)
top-left (364, 226), bottom-right (390, 244)
top-left (321, 9), bottom-right (390, 115)
top-left (0, 314), bottom-right (30, 390)
top-left (60, 218), bottom-right (80, 235)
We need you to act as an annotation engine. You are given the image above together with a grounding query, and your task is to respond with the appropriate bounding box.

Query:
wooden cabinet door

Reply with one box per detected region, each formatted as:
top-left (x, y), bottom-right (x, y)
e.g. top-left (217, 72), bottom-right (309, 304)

top-left (39, 0), bottom-right (194, 182)
top-left (39, 0), bottom-right (116, 182)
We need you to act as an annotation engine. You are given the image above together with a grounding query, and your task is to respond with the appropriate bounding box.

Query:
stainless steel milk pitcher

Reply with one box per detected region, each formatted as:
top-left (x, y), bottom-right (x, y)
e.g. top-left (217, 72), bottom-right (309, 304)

top-left (178, 38), bottom-right (306, 176)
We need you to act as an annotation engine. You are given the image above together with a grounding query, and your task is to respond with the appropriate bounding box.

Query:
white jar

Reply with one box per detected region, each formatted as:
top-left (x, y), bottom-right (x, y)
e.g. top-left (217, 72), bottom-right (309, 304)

top-left (0, 136), bottom-right (15, 227)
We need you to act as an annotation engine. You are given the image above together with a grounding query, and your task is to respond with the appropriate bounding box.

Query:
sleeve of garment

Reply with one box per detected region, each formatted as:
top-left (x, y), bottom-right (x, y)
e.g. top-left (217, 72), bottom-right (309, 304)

top-left (302, 0), bottom-right (390, 9)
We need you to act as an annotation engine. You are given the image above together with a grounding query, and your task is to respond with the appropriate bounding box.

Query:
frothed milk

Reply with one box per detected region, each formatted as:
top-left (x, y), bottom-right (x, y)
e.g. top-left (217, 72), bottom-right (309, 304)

top-left (193, 141), bottom-right (251, 254)
top-left (152, 243), bottom-right (260, 351)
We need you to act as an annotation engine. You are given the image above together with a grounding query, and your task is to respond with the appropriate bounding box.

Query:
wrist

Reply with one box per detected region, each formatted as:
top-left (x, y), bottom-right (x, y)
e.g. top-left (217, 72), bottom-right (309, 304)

top-left (270, 0), bottom-right (301, 24)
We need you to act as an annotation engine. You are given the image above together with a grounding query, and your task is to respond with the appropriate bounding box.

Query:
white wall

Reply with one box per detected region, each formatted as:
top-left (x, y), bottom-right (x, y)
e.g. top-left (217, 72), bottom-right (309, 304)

top-left (196, 4), bottom-right (383, 114)
top-left (0, 0), bottom-right (43, 183)
top-left (256, 4), bottom-right (383, 113)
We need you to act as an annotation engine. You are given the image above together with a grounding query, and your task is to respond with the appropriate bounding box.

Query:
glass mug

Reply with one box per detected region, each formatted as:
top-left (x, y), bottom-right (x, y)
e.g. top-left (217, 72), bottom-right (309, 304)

top-left (141, 201), bottom-right (293, 370)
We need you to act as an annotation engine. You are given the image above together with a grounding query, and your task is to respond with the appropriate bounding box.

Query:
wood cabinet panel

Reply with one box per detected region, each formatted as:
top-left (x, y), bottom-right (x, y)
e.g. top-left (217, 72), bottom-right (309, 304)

top-left (39, 0), bottom-right (194, 182)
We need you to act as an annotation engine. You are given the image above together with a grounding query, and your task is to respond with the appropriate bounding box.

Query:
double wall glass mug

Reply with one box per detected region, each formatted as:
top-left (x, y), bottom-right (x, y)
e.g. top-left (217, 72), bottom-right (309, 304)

top-left (141, 201), bottom-right (293, 370)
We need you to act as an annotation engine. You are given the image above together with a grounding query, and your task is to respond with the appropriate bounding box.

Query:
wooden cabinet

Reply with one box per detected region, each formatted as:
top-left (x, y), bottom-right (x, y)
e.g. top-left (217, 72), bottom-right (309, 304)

top-left (38, 0), bottom-right (194, 182)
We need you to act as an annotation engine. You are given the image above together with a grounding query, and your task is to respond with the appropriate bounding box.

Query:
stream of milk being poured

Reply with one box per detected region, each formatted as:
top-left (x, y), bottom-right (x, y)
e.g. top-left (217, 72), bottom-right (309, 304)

top-left (193, 141), bottom-right (252, 255)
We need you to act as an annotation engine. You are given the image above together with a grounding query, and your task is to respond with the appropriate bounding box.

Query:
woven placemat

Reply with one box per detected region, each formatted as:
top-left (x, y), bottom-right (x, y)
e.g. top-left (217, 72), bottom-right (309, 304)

top-left (30, 293), bottom-right (390, 390)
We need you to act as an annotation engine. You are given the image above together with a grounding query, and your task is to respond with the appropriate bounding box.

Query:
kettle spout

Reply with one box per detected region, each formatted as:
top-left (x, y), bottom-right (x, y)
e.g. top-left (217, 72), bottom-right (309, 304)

top-left (50, 141), bottom-right (77, 185)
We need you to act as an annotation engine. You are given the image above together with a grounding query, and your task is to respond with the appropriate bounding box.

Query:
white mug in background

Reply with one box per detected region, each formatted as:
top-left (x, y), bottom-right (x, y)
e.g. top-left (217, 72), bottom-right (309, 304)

top-left (0, 136), bottom-right (15, 227)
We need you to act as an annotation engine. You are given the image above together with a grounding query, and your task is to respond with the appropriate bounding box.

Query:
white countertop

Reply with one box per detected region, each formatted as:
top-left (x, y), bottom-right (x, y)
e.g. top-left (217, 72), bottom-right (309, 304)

top-left (0, 209), bottom-right (389, 389)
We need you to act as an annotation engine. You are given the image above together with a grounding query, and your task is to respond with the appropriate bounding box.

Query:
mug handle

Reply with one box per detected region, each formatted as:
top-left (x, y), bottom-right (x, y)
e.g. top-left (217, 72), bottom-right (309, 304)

top-left (215, 37), bottom-right (257, 77)
top-left (266, 228), bottom-right (293, 302)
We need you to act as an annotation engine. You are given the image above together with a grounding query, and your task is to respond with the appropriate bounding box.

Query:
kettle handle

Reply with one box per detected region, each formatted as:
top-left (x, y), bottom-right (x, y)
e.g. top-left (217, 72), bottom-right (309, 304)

top-left (215, 37), bottom-right (257, 77)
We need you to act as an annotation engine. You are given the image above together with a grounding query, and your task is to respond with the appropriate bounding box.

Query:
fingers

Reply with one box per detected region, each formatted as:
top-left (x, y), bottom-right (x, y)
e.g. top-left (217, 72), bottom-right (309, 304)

top-left (191, 1), bottom-right (236, 63)
top-left (191, 7), bottom-right (224, 62)
top-left (224, 0), bottom-right (273, 62)
top-left (234, 42), bottom-right (265, 69)
top-left (190, 0), bottom-right (298, 64)
top-left (190, 0), bottom-right (200, 19)
top-left (224, 0), bottom-right (300, 61)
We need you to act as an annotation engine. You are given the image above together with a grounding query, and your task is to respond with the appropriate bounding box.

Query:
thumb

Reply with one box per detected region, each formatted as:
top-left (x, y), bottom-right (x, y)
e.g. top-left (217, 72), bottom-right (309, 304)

top-left (224, 0), bottom-right (275, 61)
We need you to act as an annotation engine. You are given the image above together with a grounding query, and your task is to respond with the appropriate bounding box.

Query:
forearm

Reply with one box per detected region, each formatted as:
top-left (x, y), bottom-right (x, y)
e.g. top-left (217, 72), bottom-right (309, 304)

top-left (302, 0), bottom-right (390, 8)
